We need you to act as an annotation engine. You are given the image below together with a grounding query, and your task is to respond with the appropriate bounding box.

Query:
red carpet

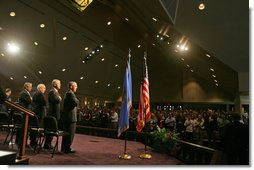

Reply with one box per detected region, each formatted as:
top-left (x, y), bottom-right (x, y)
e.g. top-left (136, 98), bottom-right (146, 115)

top-left (0, 132), bottom-right (183, 165)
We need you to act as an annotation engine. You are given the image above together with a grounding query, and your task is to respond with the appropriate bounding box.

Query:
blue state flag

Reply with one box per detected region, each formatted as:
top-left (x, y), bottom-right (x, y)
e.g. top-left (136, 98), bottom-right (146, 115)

top-left (118, 55), bottom-right (132, 137)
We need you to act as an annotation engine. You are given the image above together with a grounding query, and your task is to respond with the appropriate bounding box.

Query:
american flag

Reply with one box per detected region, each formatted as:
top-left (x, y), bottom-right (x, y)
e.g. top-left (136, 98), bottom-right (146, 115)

top-left (136, 55), bottom-right (150, 133)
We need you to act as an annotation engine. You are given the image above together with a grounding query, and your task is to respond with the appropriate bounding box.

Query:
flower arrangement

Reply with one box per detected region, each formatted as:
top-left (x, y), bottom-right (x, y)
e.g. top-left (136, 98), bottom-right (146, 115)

top-left (149, 125), bottom-right (178, 153)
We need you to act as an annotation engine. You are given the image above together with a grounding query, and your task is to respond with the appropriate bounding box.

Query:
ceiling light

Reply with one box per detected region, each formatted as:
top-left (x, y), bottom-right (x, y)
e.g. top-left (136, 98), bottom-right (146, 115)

top-left (138, 45), bottom-right (141, 48)
top-left (85, 47), bottom-right (89, 50)
top-left (100, 45), bottom-right (103, 48)
top-left (117, 86), bottom-right (121, 89)
top-left (212, 74), bottom-right (216, 78)
top-left (62, 68), bottom-right (66, 72)
top-left (206, 54), bottom-right (211, 58)
top-left (95, 81), bottom-right (99, 84)
top-left (215, 83), bottom-right (219, 86)
top-left (181, 58), bottom-right (185, 61)
top-left (190, 70), bottom-right (194, 72)
top-left (115, 64), bottom-right (118, 67)
top-left (24, 76), bottom-right (27, 79)
top-left (125, 18), bottom-right (129, 21)
top-left (92, 51), bottom-right (95, 54)
top-left (10, 77), bottom-right (14, 80)
top-left (160, 37), bottom-right (163, 40)
top-left (186, 64), bottom-right (190, 67)
top-left (1, 53), bottom-right (4, 56)
top-left (34, 42), bottom-right (38, 45)
top-left (10, 12), bottom-right (15, 17)
top-left (38, 71), bottom-right (42, 74)
top-left (152, 43), bottom-right (156, 46)
top-left (40, 24), bottom-right (45, 28)
top-left (214, 80), bottom-right (218, 82)
top-left (80, 77), bottom-right (84, 80)
top-left (82, 60), bottom-right (85, 64)
top-left (97, 49), bottom-right (100, 52)
top-left (107, 84), bottom-right (111, 87)
top-left (0, 27), bottom-right (3, 30)
top-left (107, 21), bottom-right (111, 25)
top-left (184, 47), bottom-right (188, 51)
top-left (101, 58), bottom-right (105, 61)
top-left (156, 35), bottom-right (160, 38)
top-left (199, 3), bottom-right (205, 10)
top-left (7, 43), bottom-right (20, 54)
top-left (176, 44), bottom-right (180, 48)
top-left (62, 36), bottom-right (67, 40)
top-left (167, 42), bottom-right (170, 45)
top-left (165, 34), bottom-right (170, 38)
top-left (152, 17), bottom-right (157, 21)
top-left (210, 68), bottom-right (214, 71)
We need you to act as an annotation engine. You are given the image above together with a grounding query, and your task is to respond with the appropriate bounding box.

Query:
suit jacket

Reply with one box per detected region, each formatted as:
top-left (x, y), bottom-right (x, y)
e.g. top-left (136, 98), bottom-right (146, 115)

top-left (63, 90), bottom-right (79, 123)
top-left (19, 89), bottom-right (32, 109)
top-left (0, 87), bottom-right (6, 104)
top-left (32, 91), bottom-right (46, 121)
top-left (48, 88), bottom-right (61, 121)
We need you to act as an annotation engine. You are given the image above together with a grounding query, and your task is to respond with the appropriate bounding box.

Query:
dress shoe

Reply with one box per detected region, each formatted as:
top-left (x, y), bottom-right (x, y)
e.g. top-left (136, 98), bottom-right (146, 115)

top-left (64, 149), bottom-right (76, 154)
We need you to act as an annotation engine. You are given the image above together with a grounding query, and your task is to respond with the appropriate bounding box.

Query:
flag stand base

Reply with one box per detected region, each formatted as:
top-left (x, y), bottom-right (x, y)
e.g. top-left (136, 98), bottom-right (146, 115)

top-left (139, 153), bottom-right (152, 159)
top-left (118, 153), bottom-right (132, 160)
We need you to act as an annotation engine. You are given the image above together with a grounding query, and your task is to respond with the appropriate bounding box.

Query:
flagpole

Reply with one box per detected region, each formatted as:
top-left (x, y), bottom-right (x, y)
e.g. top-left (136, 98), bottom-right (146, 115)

top-left (139, 52), bottom-right (152, 159)
top-left (118, 49), bottom-right (132, 160)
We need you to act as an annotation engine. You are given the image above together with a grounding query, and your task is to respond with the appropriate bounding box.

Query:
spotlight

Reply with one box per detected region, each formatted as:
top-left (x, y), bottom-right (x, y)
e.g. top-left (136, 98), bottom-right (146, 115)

top-left (7, 43), bottom-right (20, 54)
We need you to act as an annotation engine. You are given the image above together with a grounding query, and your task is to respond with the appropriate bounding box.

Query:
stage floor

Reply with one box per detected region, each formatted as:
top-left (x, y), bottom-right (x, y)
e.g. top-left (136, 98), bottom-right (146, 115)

top-left (0, 132), bottom-right (183, 165)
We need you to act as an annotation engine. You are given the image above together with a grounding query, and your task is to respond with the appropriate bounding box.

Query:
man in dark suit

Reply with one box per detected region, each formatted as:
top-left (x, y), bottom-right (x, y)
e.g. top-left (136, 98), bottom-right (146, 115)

top-left (19, 82), bottom-right (33, 109)
top-left (30, 84), bottom-right (46, 146)
top-left (16, 82), bottom-right (33, 146)
top-left (43, 79), bottom-right (62, 149)
top-left (61, 81), bottom-right (79, 153)
top-left (0, 87), bottom-right (7, 104)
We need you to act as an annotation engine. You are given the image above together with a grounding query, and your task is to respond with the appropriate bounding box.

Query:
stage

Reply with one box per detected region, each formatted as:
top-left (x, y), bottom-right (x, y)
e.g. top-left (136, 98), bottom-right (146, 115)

top-left (0, 132), bottom-right (183, 165)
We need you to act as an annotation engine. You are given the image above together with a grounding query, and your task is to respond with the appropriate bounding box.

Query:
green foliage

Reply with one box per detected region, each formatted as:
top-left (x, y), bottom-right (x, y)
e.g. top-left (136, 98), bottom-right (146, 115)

top-left (150, 125), bottom-right (178, 153)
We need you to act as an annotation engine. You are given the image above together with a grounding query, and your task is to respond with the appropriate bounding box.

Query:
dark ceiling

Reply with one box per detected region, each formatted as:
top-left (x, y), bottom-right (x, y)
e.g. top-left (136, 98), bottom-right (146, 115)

top-left (0, 0), bottom-right (247, 102)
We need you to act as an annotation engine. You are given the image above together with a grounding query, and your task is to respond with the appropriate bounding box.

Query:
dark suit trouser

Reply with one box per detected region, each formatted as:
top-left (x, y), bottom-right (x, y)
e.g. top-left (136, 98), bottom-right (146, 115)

top-left (61, 122), bottom-right (76, 152)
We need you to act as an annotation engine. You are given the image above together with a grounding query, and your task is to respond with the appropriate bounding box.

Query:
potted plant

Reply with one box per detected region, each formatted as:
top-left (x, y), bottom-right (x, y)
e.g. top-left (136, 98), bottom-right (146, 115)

top-left (149, 125), bottom-right (178, 154)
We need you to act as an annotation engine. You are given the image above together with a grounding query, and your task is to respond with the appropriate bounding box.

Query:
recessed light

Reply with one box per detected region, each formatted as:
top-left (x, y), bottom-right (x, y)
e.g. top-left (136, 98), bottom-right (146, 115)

top-left (10, 12), bottom-right (15, 17)
top-left (181, 58), bottom-right (185, 61)
top-left (152, 17), bottom-right (157, 21)
top-left (1, 53), bottom-right (4, 56)
top-left (206, 54), bottom-right (211, 58)
top-left (62, 68), bottom-right (66, 72)
top-left (156, 35), bottom-right (160, 38)
top-left (0, 27), bottom-right (3, 30)
top-left (184, 47), bottom-right (188, 51)
top-left (85, 47), bottom-right (89, 50)
top-left (190, 70), bottom-right (194, 72)
top-left (210, 68), bottom-right (214, 71)
top-left (62, 36), bottom-right (67, 40)
top-left (107, 21), bottom-right (111, 25)
top-left (95, 80), bottom-right (99, 84)
top-left (38, 71), bottom-right (42, 74)
top-left (125, 18), bottom-right (129, 21)
top-left (138, 45), bottom-right (141, 48)
top-left (199, 3), bottom-right (205, 10)
top-left (7, 43), bottom-right (20, 54)
top-left (212, 74), bottom-right (216, 78)
top-left (214, 80), bottom-right (218, 83)
top-left (107, 84), bottom-right (111, 87)
top-left (176, 44), bottom-right (180, 48)
top-left (100, 45), bottom-right (103, 48)
top-left (160, 37), bottom-right (163, 40)
top-left (34, 42), bottom-right (38, 45)
top-left (40, 24), bottom-right (45, 28)
top-left (117, 86), bottom-right (121, 89)
top-left (97, 49), bottom-right (100, 52)
top-left (152, 43), bottom-right (156, 46)
top-left (24, 76), bottom-right (27, 79)
top-left (92, 51), bottom-right (95, 54)
top-left (101, 58), bottom-right (105, 61)
top-left (115, 64), bottom-right (118, 67)
top-left (186, 64), bottom-right (190, 67)
top-left (82, 60), bottom-right (85, 64)
top-left (215, 83), bottom-right (219, 86)
top-left (80, 76), bottom-right (84, 80)
top-left (10, 77), bottom-right (14, 80)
